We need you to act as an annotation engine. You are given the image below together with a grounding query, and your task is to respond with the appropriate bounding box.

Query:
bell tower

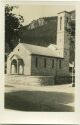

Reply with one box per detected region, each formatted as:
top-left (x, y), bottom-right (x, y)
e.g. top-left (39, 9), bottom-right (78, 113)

top-left (56, 11), bottom-right (71, 76)
top-left (57, 11), bottom-right (71, 58)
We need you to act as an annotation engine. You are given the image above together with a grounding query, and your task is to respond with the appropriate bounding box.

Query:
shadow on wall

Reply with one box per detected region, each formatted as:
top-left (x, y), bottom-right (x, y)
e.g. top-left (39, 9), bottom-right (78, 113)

top-left (5, 90), bottom-right (74, 112)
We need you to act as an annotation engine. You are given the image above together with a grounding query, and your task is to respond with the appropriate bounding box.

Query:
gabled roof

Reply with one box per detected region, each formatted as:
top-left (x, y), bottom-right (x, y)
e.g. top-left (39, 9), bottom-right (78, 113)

top-left (20, 43), bottom-right (63, 58)
top-left (10, 54), bottom-right (21, 60)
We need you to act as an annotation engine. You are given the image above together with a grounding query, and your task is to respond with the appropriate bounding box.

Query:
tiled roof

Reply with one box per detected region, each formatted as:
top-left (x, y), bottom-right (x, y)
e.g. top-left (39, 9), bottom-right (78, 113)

top-left (20, 43), bottom-right (63, 58)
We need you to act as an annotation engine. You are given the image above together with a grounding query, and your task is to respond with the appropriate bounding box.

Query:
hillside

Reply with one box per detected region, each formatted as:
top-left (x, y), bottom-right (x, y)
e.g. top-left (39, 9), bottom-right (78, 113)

top-left (19, 16), bottom-right (57, 47)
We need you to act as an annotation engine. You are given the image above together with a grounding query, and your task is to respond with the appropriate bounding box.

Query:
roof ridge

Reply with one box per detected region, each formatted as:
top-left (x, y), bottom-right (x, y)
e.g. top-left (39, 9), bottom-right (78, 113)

top-left (20, 43), bottom-right (48, 49)
top-left (18, 43), bottom-right (63, 58)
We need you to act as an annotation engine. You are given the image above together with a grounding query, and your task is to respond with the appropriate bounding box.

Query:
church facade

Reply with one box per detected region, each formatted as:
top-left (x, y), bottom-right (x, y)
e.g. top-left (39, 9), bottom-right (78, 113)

top-left (7, 11), bottom-right (71, 83)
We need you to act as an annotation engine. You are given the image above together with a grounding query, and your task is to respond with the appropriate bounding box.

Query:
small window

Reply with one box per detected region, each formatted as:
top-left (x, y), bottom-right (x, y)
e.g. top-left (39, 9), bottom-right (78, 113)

top-left (69, 67), bottom-right (72, 73)
top-left (59, 60), bottom-right (61, 68)
top-left (66, 17), bottom-right (68, 23)
top-left (66, 17), bottom-right (69, 27)
top-left (52, 59), bottom-right (54, 68)
top-left (44, 58), bottom-right (46, 68)
top-left (18, 49), bottom-right (19, 51)
top-left (35, 57), bottom-right (38, 68)
top-left (60, 17), bottom-right (62, 30)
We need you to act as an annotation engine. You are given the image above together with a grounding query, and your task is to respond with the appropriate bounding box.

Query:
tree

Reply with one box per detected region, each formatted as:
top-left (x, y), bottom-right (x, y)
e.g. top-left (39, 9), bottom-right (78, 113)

top-left (5, 5), bottom-right (24, 52)
top-left (66, 18), bottom-right (75, 63)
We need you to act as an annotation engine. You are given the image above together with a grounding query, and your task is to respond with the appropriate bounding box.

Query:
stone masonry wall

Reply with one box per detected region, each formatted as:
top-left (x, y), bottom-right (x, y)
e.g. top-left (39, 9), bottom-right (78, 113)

top-left (31, 54), bottom-right (62, 77)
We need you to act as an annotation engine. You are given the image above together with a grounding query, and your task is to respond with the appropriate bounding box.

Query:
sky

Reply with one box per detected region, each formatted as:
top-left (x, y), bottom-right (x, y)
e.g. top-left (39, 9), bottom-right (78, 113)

top-left (12, 4), bottom-right (75, 26)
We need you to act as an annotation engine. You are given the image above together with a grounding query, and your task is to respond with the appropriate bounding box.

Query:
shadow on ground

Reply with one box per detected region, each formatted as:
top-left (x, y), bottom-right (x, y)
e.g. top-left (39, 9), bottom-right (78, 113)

top-left (5, 90), bottom-right (74, 112)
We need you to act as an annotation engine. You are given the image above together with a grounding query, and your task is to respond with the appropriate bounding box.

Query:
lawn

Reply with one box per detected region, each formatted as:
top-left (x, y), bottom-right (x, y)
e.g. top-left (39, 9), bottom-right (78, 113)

top-left (5, 82), bottom-right (74, 112)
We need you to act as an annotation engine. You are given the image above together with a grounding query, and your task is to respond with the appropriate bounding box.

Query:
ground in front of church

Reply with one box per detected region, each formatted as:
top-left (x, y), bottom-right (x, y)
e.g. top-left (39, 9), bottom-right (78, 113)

top-left (5, 76), bottom-right (74, 112)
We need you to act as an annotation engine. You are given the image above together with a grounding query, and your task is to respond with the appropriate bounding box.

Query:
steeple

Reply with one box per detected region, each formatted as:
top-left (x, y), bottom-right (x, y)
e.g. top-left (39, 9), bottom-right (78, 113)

top-left (57, 11), bottom-right (71, 57)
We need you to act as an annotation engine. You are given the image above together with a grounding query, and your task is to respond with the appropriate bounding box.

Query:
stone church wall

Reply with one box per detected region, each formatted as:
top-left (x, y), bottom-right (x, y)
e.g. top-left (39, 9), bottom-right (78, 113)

top-left (31, 54), bottom-right (60, 76)
top-left (56, 12), bottom-right (70, 77)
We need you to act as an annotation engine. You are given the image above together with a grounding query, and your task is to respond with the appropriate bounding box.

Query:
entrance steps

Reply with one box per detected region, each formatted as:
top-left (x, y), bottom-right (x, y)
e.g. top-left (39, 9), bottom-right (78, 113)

top-left (5, 75), bottom-right (55, 86)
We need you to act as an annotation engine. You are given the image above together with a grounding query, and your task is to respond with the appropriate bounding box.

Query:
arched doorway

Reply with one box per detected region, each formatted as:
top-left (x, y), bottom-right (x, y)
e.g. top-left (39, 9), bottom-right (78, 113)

top-left (11, 59), bottom-right (17, 74)
top-left (18, 59), bottom-right (24, 75)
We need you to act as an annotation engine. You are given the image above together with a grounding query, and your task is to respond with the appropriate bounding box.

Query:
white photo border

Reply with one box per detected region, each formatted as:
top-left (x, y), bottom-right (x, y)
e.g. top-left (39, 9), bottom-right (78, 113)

top-left (0, 0), bottom-right (80, 124)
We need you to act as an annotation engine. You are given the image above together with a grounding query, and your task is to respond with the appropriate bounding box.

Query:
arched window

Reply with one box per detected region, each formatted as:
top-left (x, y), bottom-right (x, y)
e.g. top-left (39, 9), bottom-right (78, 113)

top-left (66, 17), bottom-right (69, 23)
top-left (11, 59), bottom-right (17, 74)
top-left (60, 17), bottom-right (62, 30)
top-left (35, 57), bottom-right (38, 68)
top-left (44, 58), bottom-right (46, 68)
top-left (66, 17), bottom-right (69, 28)
top-left (11, 59), bottom-right (17, 65)
top-left (18, 59), bottom-right (24, 75)
top-left (59, 60), bottom-right (62, 69)
top-left (52, 59), bottom-right (54, 68)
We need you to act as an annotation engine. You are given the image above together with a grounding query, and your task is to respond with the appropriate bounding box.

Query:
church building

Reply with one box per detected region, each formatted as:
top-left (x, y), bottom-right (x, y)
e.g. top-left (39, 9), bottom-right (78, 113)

top-left (7, 11), bottom-right (71, 84)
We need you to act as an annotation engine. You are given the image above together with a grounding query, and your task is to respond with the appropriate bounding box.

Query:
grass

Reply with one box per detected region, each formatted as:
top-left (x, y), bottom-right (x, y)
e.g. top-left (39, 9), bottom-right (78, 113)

top-left (5, 82), bottom-right (74, 112)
